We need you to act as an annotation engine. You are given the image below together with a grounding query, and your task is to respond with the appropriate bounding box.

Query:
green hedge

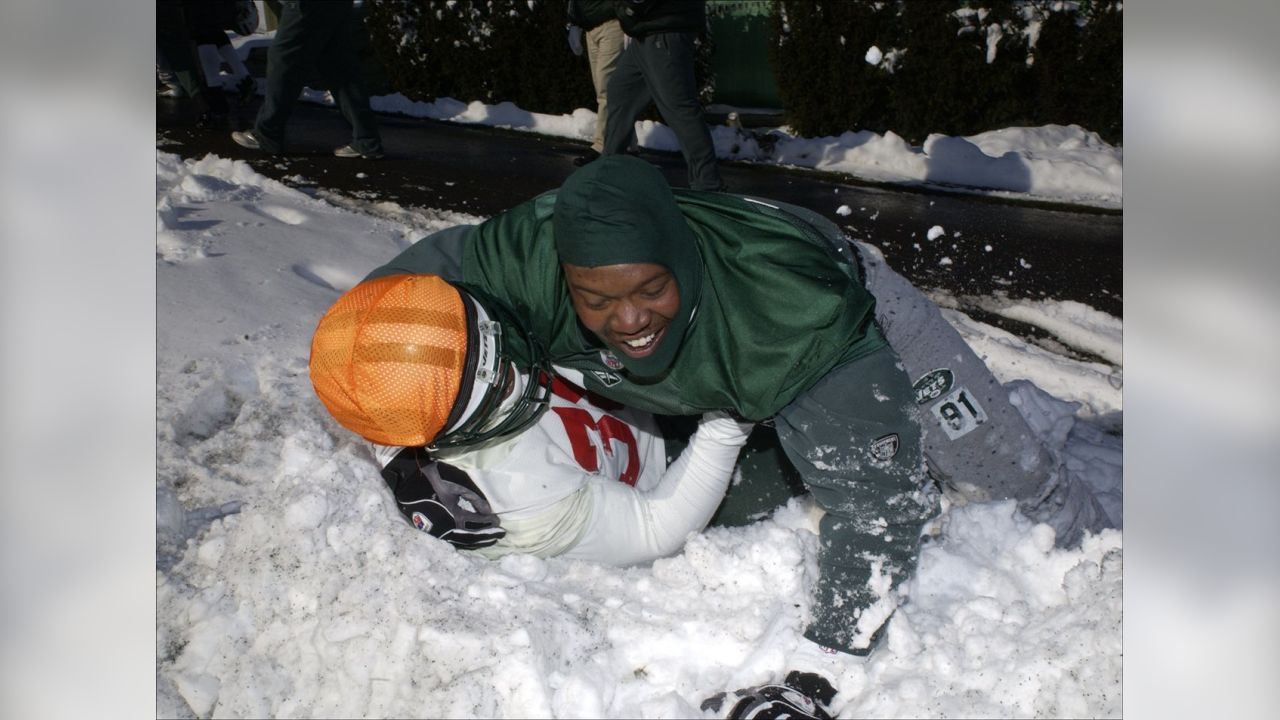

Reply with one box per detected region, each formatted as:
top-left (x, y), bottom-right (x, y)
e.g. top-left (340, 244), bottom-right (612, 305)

top-left (361, 0), bottom-right (1121, 145)
top-left (770, 0), bottom-right (1122, 144)
top-left (364, 0), bottom-right (595, 113)
top-left (363, 0), bottom-right (714, 119)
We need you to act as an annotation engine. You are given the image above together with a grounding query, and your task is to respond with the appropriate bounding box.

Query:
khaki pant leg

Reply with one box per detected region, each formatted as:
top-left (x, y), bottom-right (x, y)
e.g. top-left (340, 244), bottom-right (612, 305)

top-left (586, 20), bottom-right (625, 153)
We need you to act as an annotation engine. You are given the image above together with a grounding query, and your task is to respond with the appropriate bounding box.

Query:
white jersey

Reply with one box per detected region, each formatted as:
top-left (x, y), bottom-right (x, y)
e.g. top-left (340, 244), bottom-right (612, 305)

top-left (373, 368), bottom-right (752, 565)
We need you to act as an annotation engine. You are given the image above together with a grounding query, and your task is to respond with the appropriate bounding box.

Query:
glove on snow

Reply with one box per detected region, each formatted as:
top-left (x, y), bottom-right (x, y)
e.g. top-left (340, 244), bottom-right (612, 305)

top-left (381, 447), bottom-right (505, 549)
top-left (702, 671), bottom-right (836, 720)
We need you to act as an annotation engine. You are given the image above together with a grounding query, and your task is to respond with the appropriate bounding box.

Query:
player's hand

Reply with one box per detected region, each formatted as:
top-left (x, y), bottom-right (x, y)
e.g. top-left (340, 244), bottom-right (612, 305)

top-left (381, 448), bottom-right (505, 549)
top-left (702, 671), bottom-right (835, 720)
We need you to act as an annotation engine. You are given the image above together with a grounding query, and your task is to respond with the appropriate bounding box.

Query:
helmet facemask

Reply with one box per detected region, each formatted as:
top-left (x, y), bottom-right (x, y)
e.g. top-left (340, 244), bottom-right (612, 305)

top-left (428, 289), bottom-right (552, 450)
top-left (309, 274), bottom-right (551, 450)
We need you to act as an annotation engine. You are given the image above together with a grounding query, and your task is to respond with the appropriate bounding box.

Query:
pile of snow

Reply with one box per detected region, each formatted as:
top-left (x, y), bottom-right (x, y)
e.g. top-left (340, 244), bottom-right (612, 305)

top-left (156, 152), bottom-right (1122, 718)
top-left (356, 92), bottom-right (1121, 209)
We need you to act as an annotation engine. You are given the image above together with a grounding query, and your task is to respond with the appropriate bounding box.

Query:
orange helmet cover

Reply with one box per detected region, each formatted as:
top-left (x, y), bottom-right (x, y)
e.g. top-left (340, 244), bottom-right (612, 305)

top-left (309, 274), bottom-right (468, 446)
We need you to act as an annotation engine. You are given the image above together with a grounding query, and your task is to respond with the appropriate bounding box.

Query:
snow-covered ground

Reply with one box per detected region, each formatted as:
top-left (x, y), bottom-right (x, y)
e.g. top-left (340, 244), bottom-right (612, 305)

top-left (155, 152), bottom-right (1123, 718)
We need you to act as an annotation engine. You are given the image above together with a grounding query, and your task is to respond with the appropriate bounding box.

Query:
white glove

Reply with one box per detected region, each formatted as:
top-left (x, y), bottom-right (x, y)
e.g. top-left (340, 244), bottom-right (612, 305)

top-left (567, 25), bottom-right (584, 56)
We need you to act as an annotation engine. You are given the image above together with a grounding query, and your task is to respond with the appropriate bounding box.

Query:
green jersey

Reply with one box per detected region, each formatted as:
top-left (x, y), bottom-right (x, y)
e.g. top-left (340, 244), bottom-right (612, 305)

top-left (367, 190), bottom-right (885, 421)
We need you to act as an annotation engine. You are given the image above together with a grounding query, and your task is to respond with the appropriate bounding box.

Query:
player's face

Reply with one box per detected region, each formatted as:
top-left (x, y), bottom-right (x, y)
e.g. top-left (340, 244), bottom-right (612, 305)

top-left (562, 262), bottom-right (680, 360)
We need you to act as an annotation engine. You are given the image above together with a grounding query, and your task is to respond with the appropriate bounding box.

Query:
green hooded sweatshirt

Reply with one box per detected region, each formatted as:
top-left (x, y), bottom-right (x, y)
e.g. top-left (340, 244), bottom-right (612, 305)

top-left (366, 156), bottom-right (885, 421)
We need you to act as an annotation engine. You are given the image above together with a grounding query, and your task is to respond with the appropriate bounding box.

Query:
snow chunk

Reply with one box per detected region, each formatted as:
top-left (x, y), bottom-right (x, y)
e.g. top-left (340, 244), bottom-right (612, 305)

top-left (285, 492), bottom-right (328, 530)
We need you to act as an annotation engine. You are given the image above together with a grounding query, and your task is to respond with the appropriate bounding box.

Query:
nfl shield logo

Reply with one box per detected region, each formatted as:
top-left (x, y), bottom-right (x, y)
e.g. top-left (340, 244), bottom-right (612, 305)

top-left (870, 434), bottom-right (900, 462)
top-left (600, 350), bottom-right (625, 370)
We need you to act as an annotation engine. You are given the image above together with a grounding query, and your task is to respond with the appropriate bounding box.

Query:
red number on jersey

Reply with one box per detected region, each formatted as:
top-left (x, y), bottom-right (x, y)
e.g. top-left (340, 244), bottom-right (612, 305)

top-left (550, 378), bottom-right (639, 486)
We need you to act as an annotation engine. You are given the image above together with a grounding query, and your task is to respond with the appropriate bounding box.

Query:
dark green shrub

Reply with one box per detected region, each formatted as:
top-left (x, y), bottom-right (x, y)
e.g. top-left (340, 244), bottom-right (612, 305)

top-left (769, 1), bottom-right (896, 138)
top-left (889, 0), bottom-right (992, 143)
top-left (364, 0), bottom-right (715, 124)
top-left (363, 0), bottom-right (595, 113)
top-left (966, 0), bottom-right (1037, 132)
top-left (767, 0), bottom-right (1120, 144)
top-left (1030, 4), bottom-right (1082, 129)
top-left (360, 1), bottom-right (1121, 145)
top-left (1075, 0), bottom-right (1123, 142)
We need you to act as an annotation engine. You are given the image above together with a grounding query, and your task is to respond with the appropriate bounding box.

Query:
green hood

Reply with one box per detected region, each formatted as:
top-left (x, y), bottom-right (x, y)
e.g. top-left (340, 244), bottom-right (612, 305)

top-left (552, 155), bottom-right (703, 377)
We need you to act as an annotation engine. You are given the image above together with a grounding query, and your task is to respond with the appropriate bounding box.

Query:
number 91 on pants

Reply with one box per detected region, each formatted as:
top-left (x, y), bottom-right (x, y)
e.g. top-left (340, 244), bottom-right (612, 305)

top-left (930, 387), bottom-right (988, 440)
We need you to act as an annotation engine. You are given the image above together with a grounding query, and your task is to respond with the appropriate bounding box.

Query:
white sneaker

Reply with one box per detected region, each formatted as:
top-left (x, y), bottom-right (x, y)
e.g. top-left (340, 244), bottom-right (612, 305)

top-left (231, 130), bottom-right (263, 151)
top-left (333, 144), bottom-right (384, 160)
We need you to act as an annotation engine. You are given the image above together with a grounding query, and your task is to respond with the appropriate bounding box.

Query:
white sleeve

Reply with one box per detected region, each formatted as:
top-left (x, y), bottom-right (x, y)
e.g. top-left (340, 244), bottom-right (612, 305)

top-left (563, 411), bottom-right (754, 565)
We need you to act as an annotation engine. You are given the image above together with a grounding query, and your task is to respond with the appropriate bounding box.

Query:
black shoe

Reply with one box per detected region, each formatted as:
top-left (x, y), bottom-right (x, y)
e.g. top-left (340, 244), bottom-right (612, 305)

top-left (572, 149), bottom-right (600, 166)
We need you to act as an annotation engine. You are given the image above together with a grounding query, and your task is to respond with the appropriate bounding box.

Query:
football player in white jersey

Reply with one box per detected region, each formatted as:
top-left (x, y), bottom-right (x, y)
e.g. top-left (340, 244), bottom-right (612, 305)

top-left (309, 273), bottom-right (754, 564)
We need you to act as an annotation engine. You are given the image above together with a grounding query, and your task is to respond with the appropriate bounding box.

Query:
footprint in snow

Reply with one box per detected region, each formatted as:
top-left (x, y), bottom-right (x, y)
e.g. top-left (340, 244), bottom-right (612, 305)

top-left (292, 263), bottom-right (360, 293)
top-left (254, 204), bottom-right (310, 226)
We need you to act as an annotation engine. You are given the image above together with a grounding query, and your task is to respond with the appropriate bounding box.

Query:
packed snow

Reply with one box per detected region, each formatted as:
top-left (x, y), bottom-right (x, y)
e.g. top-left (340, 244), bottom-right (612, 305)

top-left (155, 151), bottom-right (1122, 718)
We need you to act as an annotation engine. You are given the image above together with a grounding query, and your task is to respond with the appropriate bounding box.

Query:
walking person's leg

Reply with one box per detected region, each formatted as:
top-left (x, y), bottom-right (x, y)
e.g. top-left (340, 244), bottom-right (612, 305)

top-left (251, 1), bottom-right (332, 153)
top-left (635, 32), bottom-right (722, 191)
top-left (316, 0), bottom-right (383, 156)
top-left (601, 40), bottom-right (652, 156)
top-left (586, 20), bottom-right (626, 154)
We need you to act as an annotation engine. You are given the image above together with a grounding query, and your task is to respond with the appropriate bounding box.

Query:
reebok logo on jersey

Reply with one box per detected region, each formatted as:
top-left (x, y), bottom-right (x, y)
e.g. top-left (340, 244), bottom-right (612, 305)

top-left (589, 370), bottom-right (622, 387)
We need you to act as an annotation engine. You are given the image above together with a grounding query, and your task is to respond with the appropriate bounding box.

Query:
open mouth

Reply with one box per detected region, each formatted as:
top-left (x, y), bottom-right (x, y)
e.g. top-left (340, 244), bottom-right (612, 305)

top-left (616, 327), bottom-right (664, 357)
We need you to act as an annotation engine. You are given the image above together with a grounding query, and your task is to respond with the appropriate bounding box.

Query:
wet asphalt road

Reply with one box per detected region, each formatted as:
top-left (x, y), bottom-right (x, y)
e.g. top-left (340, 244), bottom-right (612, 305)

top-left (158, 98), bottom-right (1122, 329)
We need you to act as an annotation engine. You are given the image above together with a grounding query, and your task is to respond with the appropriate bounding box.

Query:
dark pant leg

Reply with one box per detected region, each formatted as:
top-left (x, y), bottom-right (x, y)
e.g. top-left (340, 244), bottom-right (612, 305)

top-left (602, 41), bottom-right (653, 155)
top-left (313, 2), bottom-right (382, 153)
top-left (635, 32), bottom-right (722, 191)
top-left (157, 2), bottom-right (206, 99)
top-left (774, 346), bottom-right (937, 654)
top-left (252, 0), bottom-right (334, 152)
top-left (854, 242), bottom-right (1113, 546)
top-left (857, 242), bottom-right (1055, 501)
